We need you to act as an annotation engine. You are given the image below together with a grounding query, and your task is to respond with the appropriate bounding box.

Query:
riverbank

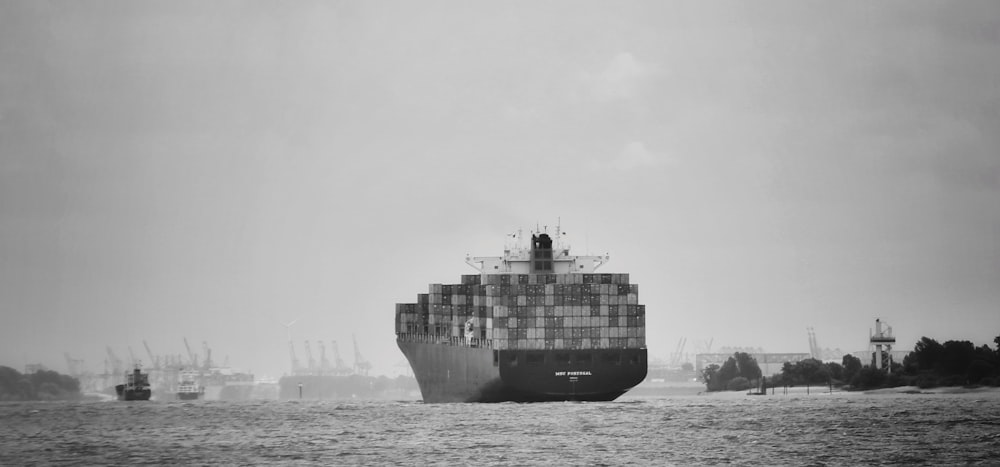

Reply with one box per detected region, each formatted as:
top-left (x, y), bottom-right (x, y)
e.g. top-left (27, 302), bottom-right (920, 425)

top-left (655, 383), bottom-right (1000, 399)
top-left (861, 385), bottom-right (1000, 395)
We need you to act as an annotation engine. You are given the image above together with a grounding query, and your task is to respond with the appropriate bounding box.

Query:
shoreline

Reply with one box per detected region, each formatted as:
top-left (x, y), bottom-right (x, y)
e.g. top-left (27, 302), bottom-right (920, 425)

top-left (860, 385), bottom-right (1000, 395)
top-left (624, 381), bottom-right (1000, 399)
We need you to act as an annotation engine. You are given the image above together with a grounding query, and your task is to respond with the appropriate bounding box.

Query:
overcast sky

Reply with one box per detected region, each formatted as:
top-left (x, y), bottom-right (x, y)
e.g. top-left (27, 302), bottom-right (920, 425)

top-left (2, 1), bottom-right (998, 379)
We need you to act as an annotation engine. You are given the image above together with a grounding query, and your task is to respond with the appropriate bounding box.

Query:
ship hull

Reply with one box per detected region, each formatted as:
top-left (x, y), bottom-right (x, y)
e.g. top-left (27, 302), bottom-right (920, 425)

top-left (176, 392), bottom-right (200, 400)
top-left (115, 385), bottom-right (152, 401)
top-left (399, 341), bottom-right (646, 403)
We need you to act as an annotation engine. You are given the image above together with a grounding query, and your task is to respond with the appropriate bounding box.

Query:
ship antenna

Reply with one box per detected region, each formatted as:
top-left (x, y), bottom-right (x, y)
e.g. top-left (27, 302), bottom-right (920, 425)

top-left (555, 217), bottom-right (562, 249)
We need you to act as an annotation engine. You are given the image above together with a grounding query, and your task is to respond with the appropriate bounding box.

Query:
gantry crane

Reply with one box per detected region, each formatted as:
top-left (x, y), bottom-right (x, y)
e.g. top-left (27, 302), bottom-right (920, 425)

top-left (105, 346), bottom-right (124, 375)
top-left (807, 327), bottom-right (821, 360)
top-left (183, 337), bottom-right (198, 368)
top-left (352, 334), bottom-right (371, 376)
top-left (669, 337), bottom-right (687, 368)
top-left (331, 340), bottom-right (350, 375)
top-left (318, 341), bottom-right (331, 375)
top-left (202, 341), bottom-right (213, 370)
top-left (128, 346), bottom-right (140, 367)
top-left (281, 319), bottom-right (301, 375)
top-left (304, 340), bottom-right (316, 374)
top-left (143, 340), bottom-right (160, 370)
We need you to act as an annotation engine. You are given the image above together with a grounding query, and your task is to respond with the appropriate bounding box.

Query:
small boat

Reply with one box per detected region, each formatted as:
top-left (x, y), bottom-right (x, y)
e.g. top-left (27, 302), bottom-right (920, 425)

top-left (176, 370), bottom-right (204, 400)
top-left (115, 365), bottom-right (152, 401)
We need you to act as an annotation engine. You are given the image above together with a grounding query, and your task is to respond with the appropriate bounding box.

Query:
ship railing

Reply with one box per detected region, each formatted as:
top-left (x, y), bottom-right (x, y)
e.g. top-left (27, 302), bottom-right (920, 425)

top-left (396, 333), bottom-right (495, 349)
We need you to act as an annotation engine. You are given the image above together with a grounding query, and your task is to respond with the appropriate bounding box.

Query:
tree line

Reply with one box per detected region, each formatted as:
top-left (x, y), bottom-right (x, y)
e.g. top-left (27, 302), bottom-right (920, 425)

top-left (0, 366), bottom-right (82, 401)
top-left (701, 335), bottom-right (1000, 391)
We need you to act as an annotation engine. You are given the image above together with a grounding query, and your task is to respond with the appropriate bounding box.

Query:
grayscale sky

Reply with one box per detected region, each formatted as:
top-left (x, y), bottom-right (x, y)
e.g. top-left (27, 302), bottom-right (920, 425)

top-left (2, 1), bottom-right (998, 379)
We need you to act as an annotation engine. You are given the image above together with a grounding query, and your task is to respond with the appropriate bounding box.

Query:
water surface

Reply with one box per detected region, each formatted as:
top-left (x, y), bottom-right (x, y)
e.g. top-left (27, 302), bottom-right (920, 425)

top-left (3, 390), bottom-right (999, 465)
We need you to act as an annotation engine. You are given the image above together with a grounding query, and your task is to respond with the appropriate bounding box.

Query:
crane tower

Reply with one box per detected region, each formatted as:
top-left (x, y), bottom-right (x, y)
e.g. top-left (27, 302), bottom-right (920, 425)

top-left (353, 334), bottom-right (371, 376)
top-left (304, 340), bottom-right (316, 374)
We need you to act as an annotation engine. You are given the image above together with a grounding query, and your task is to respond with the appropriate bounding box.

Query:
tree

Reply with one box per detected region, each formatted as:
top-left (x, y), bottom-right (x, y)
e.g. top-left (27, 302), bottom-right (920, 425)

top-left (733, 352), bottom-right (762, 380)
top-left (906, 337), bottom-right (944, 373)
top-left (968, 359), bottom-right (994, 384)
top-left (0, 366), bottom-right (81, 401)
top-left (701, 364), bottom-right (721, 391)
top-left (726, 377), bottom-right (751, 391)
top-left (717, 358), bottom-right (739, 387)
top-left (940, 340), bottom-right (976, 376)
top-left (701, 353), bottom-right (764, 391)
top-left (824, 362), bottom-right (845, 382)
top-left (842, 354), bottom-right (862, 382)
top-left (852, 366), bottom-right (886, 388)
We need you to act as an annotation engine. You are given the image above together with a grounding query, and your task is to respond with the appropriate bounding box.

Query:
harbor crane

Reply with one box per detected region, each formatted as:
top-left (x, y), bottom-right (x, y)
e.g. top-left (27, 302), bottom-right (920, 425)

top-left (202, 341), bottom-right (213, 370)
top-left (317, 341), bottom-right (331, 375)
top-left (669, 337), bottom-right (687, 367)
top-left (304, 340), bottom-right (317, 374)
top-left (183, 337), bottom-right (198, 368)
top-left (331, 340), bottom-right (350, 375)
top-left (142, 340), bottom-right (160, 370)
top-left (807, 327), bottom-right (821, 360)
top-left (353, 334), bottom-right (371, 376)
top-left (105, 346), bottom-right (123, 375)
top-left (128, 346), bottom-right (139, 367)
top-left (280, 319), bottom-right (301, 375)
top-left (699, 337), bottom-right (714, 355)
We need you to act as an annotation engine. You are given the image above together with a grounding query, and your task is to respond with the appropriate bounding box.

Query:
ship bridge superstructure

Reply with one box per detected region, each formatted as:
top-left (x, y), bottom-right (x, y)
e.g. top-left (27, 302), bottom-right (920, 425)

top-left (466, 228), bottom-right (609, 275)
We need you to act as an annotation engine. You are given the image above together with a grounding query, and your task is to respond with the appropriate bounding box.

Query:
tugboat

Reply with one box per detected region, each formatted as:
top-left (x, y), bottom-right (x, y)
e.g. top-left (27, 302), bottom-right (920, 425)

top-left (115, 365), bottom-right (152, 401)
top-left (395, 226), bottom-right (648, 402)
top-left (175, 370), bottom-right (204, 400)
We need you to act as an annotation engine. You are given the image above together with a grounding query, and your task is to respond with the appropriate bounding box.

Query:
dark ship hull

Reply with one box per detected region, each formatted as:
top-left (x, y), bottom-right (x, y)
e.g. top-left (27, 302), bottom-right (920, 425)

top-left (115, 385), bottom-right (152, 401)
top-left (176, 392), bottom-right (200, 400)
top-left (398, 341), bottom-right (646, 403)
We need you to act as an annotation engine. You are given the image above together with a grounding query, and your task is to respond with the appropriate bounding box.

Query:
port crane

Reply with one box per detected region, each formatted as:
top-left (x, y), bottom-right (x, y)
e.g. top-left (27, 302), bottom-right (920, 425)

top-left (353, 334), bottom-right (371, 376)
top-left (105, 346), bottom-right (124, 376)
top-left (128, 346), bottom-right (140, 367)
top-left (142, 340), bottom-right (160, 370)
top-left (280, 319), bottom-right (301, 375)
top-left (669, 337), bottom-right (687, 367)
top-left (699, 337), bottom-right (714, 355)
top-left (304, 340), bottom-right (317, 374)
top-left (317, 341), bottom-right (331, 375)
top-left (183, 337), bottom-right (199, 368)
top-left (807, 327), bottom-right (821, 360)
top-left (331, 340), bottom-right (350, 375)
top-left (202, 341), bottom-right (213, 370)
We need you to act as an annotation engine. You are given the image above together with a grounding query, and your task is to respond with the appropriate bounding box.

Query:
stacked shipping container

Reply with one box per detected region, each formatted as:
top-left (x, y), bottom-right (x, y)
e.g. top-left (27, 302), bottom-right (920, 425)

top-left (395, 273), bottom-right (646, 350)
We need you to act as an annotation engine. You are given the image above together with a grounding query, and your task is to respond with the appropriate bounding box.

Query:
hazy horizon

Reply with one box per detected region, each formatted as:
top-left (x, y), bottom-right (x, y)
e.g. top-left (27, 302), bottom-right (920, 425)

top-left (2, 1), bottom-right (998, 380)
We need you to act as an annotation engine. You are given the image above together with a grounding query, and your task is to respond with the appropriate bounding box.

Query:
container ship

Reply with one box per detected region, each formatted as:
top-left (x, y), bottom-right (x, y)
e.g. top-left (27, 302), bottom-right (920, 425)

top-left (395, 228), bottom-right (647, 402)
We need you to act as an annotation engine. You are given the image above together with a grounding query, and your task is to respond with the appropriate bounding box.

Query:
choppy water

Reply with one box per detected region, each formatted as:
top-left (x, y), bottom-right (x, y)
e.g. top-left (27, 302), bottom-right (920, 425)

top-left (3, 390), bottom-right (999, 466)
